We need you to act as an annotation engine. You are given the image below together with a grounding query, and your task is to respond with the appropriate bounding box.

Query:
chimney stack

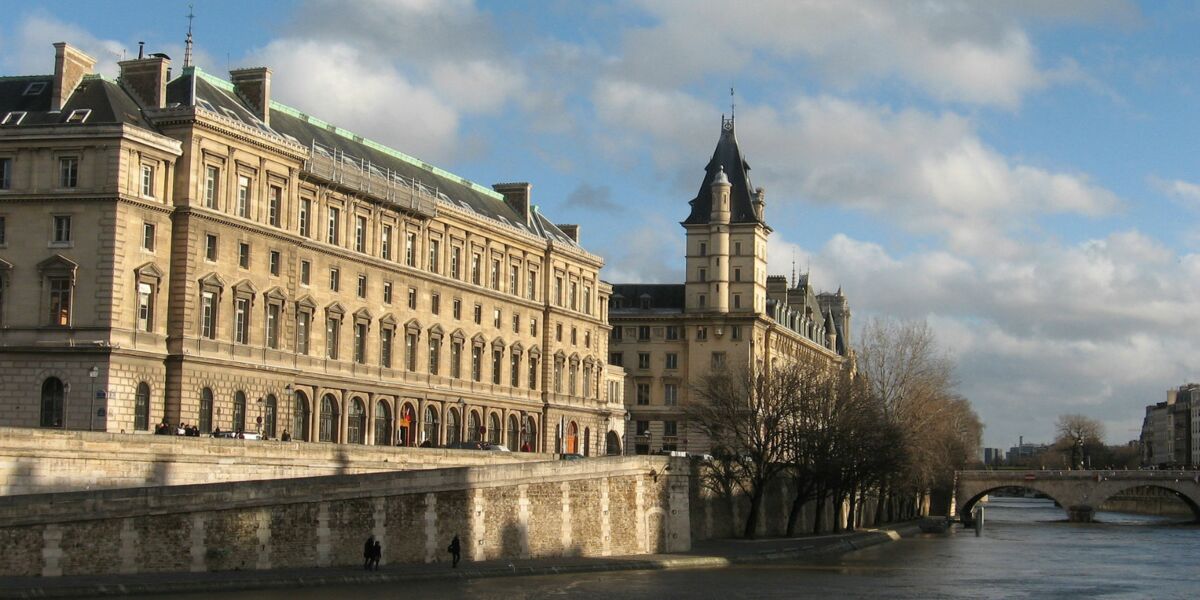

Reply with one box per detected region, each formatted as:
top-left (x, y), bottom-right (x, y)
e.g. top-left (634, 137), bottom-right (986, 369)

top-left (230, 67), bottom-right (272, 126)
top-left (492, 182), bottom-right (533, 226)
top-left (557, 224), bottom-right (580, 244)
top-left (52, 43), bottom-right (97, 112)
top-left (119, 54), bottom-right (170, 109)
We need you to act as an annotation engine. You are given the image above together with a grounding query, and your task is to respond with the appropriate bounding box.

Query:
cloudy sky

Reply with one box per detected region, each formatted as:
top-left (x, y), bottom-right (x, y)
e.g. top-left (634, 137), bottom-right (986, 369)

top-left (5, 0), bottom-right (1199, 449)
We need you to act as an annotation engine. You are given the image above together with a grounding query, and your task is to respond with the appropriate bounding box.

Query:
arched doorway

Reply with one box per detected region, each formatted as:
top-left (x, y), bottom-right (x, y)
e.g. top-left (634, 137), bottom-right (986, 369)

top-left (374, 400), bottom-right (392, 446)
top-left (40, 377), bottom-right (65, 428)
top-left (522, 415), bottom-right (537, 452)
top-left (566, 421), bottom-right (579, 454)
top-left (233, 391), bottom-right (247, 433)
top-left (199, 388), bottom-right (214, 434)
top-left (347, 397), bottom-right (366, 444)
top-left (319, 394), bottom-right (339, 442)
top-left (134, 382), bottom-right (151, 431)
top-left (507, 414), bottom-right (519, 449)
top-left (263, 394), bottom-right (277, 438)
top-left (293, 391), bottom-right (310, 441)
top-left (399, 402), bottom-right (416, 446)
top-left (468, 410), bottom-right (482, 443)
top-left (488, 413), bottom-right (501, 445)
top-left (583, 426), bottom-right (591, 457)
top-left (446, 408), bottom-right (461, 445)
top-left (606, 431), bottom-right (621, 456)
top-left (422, 405), bottom-right (440, 446)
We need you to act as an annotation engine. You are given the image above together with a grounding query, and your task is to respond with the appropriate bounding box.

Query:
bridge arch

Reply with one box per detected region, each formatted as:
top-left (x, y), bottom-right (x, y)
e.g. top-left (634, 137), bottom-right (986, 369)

top-left (958, 485), bottom-right (1070, 524)
top-left (1087, 482), bottom-right (1200, 522)
top-left (957, 471), bottom-right (1200, 524)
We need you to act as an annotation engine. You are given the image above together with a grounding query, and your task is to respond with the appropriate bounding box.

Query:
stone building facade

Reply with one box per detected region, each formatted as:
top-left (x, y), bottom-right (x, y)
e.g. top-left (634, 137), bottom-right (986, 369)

top-left (1140, 383), bottom-right (1199, 468)
top-left (0, 42), bottom-right (625, 455)
top-left (608, 116), bottom-right (851, 455)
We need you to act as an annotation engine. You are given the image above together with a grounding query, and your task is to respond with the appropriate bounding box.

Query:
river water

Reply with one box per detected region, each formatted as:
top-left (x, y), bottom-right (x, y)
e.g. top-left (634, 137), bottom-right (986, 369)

top-left (139, 497), bottom-right (1200, 599)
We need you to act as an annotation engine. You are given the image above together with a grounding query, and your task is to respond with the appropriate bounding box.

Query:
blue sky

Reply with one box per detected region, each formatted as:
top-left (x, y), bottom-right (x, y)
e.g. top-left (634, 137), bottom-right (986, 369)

top-left (6, 0), bottom-right (1200, 450)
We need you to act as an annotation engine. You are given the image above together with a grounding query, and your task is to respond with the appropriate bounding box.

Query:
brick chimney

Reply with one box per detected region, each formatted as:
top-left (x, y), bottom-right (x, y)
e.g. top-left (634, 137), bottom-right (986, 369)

top-left (51, 43), bottom-right (96, 112)
top-left (230, 67), bottom-right (272, 126)
top-left (493, 182), bottom-right (533, 226)
top-left (119, 55), bottom-right (170, 109)
top-left (557, 224), bottom-right (580, 244)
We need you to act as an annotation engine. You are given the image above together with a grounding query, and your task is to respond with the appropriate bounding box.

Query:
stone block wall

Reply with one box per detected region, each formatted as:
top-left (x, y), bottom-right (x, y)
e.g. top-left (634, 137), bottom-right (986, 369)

top-left (0, 426), bottom-right (553, 495)
top-left (0, 455), bottom-right (689, 577)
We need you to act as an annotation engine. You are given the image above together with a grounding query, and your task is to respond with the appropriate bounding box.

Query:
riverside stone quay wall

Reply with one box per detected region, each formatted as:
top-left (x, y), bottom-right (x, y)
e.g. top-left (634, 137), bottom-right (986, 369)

top-left (0, 456), bottom-right (688, 577)
top-left (0, 427), bottom-right (552, 496)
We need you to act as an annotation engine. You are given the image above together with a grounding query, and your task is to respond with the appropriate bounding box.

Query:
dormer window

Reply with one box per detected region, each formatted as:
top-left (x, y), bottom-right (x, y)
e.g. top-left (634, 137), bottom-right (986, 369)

top-left (1, 112), bottom-right (26, 125)
top-left (65, 109), bottom-right (91, 124)
top-left (23, 82), bottom-right (47, 96)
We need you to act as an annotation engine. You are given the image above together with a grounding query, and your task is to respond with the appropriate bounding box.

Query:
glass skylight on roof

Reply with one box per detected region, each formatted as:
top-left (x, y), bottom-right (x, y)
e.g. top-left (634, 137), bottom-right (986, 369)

top-left (1, 111), bottom-right (26, 125)
top-left (65, 109), bottom-right (91, 124)
top-left (220, 107), bottom-right (243, 122)
top-left (23, 81), bottom-right (47, 96)
top-left (197, 99), bottom-right (216, 112)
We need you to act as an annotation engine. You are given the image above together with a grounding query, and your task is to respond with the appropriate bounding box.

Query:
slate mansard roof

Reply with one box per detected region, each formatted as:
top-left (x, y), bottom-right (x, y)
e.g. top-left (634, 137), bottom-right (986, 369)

top-left (0, 74), bottom-right (150, 128)
top-left (683, 117), bottom-right (766, 227)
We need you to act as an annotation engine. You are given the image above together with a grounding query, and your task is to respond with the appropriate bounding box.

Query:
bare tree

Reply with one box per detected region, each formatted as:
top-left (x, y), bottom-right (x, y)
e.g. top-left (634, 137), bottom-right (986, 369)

top-left (688, 362), bottom-right (802, 538)
top-left (1054, 414), bottom-right (1105, 469)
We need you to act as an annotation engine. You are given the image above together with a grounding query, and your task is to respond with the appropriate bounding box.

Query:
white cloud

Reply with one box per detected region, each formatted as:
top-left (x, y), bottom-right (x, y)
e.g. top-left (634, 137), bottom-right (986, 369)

top-left (1150, 175), bottom-right (1200, 211)
top-left (10, 14), bottom-right (126, 77)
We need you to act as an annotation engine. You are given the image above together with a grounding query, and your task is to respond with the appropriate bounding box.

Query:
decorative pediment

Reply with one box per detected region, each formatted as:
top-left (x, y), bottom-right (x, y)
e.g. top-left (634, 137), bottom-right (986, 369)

top-left (554, 349), bottom-right (566, 360)
top-left (353, 307), bottom-right (373, 322)
top-left (491, 336), bottom-right (506, 349)
top-left (198, 272), bottom-right (226, 289)
top-left (232, 279), bottom-right (258, 296)
top-left (134, 262), bottom-right (165, 279)
top-left (583, 356), bottom-right (595, 367)
top-left (263, 286), bottom-right (287, 302)
top-left (428, 323), bottom-right (445, 337)
top-left (528, 345), bottom-right (541, 358)
top-left (450, 328), bottom-right (466, 342)
top-left (569, 352), bottom-right (580, 364)
top-left (295, 294), bottom-right (316, 311)
top-left (325, 301), bottom-right (345, 317)
top-left (404, 318), bottom-right (422, 333)
top-left (38, 254), bottom-right (78, 276)
top-left (510, 341), bottom-right (524, 353)
top-left (379, 312), bottom-right (397, 327)
top-left (472, 332), bottom-right (487, 345)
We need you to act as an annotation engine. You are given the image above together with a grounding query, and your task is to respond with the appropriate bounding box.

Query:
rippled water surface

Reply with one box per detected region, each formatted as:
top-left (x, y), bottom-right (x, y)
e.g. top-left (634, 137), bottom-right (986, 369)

top-left (141, 498), bottom-right (1200, 599)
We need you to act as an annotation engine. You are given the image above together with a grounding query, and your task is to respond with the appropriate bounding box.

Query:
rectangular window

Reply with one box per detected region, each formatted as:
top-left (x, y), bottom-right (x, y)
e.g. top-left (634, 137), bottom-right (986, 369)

top-left (512, 313), bottom-right (520, 334)
top-left (200, 291), bottom-right (216, 338)
top-left (327, 206), bottom-right (340, 244)
top-left (611, 327), bottom-right (623, 341)
top-left (453, 298), bottom-right (462, 319)
top-left (638, 326), bottom-right (650, 341)
top-left (451, 341), bottom-right (462, 378)
top-left (735, 241), bottom-right (741, 255)
top-left (0, 157), bottom-right (11, 189)
top-left (471, 253), bottom-right (481, 284)
top-left (699, 268), bottom-right (707, 282)
top-left (665, 326), bottom-right (680, 340)
top-left (473, 304), bottom-right (482, 325)
top-left (407, 287), bottom-right (417, 310)
top-left (266, 303), bottom-right (280, 349)
top-left (296, 311), bottom-right (310, 355)
top-left (571, 327), bottom-right (577, 345)
top-left (697, 326), bottom-right (708, 341)
top-left (510, 265), bottom-right (519, 295)
top-left (609, 352), bottom-right (623, 367)
top-left (299, 198), bottom-right (311, 236)
top-left (665, 353), bottom-right (678, 370)
top-left (528, 271), bottom-right (537, 300)
top-left (492, 349), bottom-right (503, 384)
top-left (59, 157), bottom-right (78, 188)
top-left (490, 258), bottom-right (501, 290)
top-left (636, 420), bottom-right (650, 435)
top-left (326, 317), bottom-right (340, 359)
top-left (428, 238), bottom-right (440, 273)
top-left (0, 216), bottom-right (6, 245)
top-left (268, 185), bottom-right (282, 227)
top-left (734, 268), bottom-right (741, 282)
top-left (269, 251), bottom-right (280, 276)
top-left (354, 322), bottom-right (367, 364)
top-left (664, 420), bottom-right (678, 436)
top-left (530, 318), bottom-right (538, 336)
top-left (699, 294), bottom-right (706, 308)
top-left (554, 360), bottom-right (562, 392)
top-left (405, 231), bottom-right (417, 267)
top-left (237, 175), bottom-right (251, 218)
top-left (450, 246), bottom-right (461, 278)
top-left (636, 383), bottom-right (650, 405)
top-left (711, 352), bottom-right (725, 369)
top-left (555, 276), bottom-right (564, 306)
top-left (380, 328), bottom-right (393, 368)
top-left (204, 166), bottom-right (219, 208)
top-left (528, 356), bottom-right (539, 390)
top-left (53, 215), bottom-right (71, 243)
top-left (583, 285), bottom-right (592, 314)
top-left (137, 282), bottom-right (153, 332)
top-left (140, 164), bottom-right (155, 197)
top-left (511, 352), bottom-right (521, 387)
top-left (493, 308), bottom-right (501, 328)
top-left (354, 215), bottom-right (367, 252)
top-left (357, 275), bottom-right (367, 298)
top-left (428, 338), bottom-right (441, 374)
top-left (733, 295), bottom-right (741, 309)
top-left (664, 384), bottom-right (678, 406)
top-left (556, 323), bottom-right (562, 342)
top-left (238, 243), bottom-right (250, 269)
top-left (300, 260), bottom-right (311, 285)
top-left (383, 282), bottom-right (393, 304)
top-left (638, 352), bottom-right (650, 369)
top-left (471, 346), bottom-right (482, 381)
top-left (381, 225), bottom-right (392, 260)
top-left (234, 297), bottom-right (250, 344)
top-left (431, 293), bottom-right (440, 315)
top-left (329, 268), bottom-right (340, 292)
top-left (569, 281), bottom-right (578, 310)
top-left (699, 242), bottom-right (707, 256)
top-left (142, 223), bottom-right (155, 251)
top-left (731, 325), bottom-right (742, 340)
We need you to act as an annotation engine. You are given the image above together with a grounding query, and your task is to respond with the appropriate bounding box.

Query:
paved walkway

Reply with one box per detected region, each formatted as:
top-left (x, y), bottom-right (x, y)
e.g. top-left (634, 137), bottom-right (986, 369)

top-left (0, 522), bottom-right (922, 599)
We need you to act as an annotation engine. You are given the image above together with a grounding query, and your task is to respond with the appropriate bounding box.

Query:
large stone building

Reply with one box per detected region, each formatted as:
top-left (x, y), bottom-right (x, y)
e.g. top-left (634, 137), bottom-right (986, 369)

top-left (0, 42), bottom-right (625, 455)
top-left (608, 116), bottom-right (851, 455)
top-left (1140, 383), bottom-right (1199, 468)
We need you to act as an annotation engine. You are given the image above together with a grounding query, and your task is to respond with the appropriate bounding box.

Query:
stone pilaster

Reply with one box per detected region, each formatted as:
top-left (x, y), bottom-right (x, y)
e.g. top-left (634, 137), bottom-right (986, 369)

top-left (315, 502), bottom-right (330, 567)
top-left (423, 493), bottom-right (438, 563)
top-left (560, 481), bottom-right (572, 553)
top-left (517, 484), bottom-right (531, 558)
top-left (118, 518), bottom-right (138, 574)
top-left (255, 508), bottom-right (271, 570)
top-left (41, 524), bottom-right (63, 577)
top-left (188, 514), bottom-right (206, 572)
top-left (470, 488), bottom-right (485, 561)
top-left (600, 478), bottom-right (611, 556)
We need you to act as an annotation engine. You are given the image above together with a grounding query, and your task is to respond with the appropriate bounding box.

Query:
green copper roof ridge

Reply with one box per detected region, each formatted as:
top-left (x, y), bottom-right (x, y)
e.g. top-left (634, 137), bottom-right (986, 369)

top-left (191, 67), bottom-right (503, 202)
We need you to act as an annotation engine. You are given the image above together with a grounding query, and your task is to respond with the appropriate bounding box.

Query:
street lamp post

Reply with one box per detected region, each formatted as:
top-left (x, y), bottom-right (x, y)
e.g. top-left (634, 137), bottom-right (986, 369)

top-left (63, 382), bottom-right (71, 429)
top-left (457, 397), bottom-right (466, 444)
top-left (256, 397), bottom-right (264, 437)
top-left (87, 366), bottom-right (99, 431)
top-left (624, 412), bottom-right (632, 456)
top-left (283, 384), bottom-right (293, 440)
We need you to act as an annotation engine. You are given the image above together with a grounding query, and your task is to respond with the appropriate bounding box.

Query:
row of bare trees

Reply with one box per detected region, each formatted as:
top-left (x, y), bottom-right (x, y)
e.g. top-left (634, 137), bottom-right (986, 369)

top-left (688, 318), bottom-right (983, 538)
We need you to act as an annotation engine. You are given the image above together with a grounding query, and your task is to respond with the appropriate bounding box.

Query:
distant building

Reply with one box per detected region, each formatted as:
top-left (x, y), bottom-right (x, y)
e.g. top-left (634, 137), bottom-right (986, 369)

top-left (1139, 383), bottom-right (1198, 468)
top-left (982, 447), bottom-right (1005, 466)
top-left (1005, 442), bottom-right (1050, 466)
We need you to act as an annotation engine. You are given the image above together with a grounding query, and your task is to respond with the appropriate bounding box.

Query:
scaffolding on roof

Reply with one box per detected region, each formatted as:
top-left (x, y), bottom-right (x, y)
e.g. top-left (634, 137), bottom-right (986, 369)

top-left (303, 140), bottom-right (439, 218)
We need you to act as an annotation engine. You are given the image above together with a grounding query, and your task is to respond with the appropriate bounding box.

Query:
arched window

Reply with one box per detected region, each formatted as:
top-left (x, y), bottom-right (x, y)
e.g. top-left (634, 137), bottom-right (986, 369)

top-left (566, 421), bottom-right (579, 454)
top-left (233, 391), bottom-right (247, 433)
top-left (293, 391), bottom-right (310, 441)
top-left (522, 415), bottom-right (537, 452)
top-left (134, 382), bottom-right (151, 431)
top-left (40, 377), bottom-right (65, 428)
top-left (488, 413), bottom-right (501, 445)
top-left (347, 397), bottom-right (366, 444)
top-left (319, 394), bottom-right (339, 443)
top-left (507, 414), bottom-right (519, 449)
top-left (468, 410), bottom-right (482, 443)
top-left (606, 430), bottom-right (621, 455)
top-left (422, 405), bottom-right (440, 446)
top-left (199, 388), bottom-right (214, 434)
top-left (374, 400), bottom-right (392, 446)
top-left (584, 426), bottom-right (591, 457)
top-left (263, 394), bottom-right (277, 438)
top-left (399, 402), bottom-right (416, 446)
top-left (446, 408), bottom-right (461, 445)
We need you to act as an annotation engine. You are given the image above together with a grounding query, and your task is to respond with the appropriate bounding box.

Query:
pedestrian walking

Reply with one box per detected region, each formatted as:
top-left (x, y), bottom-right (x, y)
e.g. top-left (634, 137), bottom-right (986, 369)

top-left (363, 535), bottom-right (375, 570)
top-left (371, 540), bottom-right (382, 570)
top-left (447, 534), bottom-right (461, 568)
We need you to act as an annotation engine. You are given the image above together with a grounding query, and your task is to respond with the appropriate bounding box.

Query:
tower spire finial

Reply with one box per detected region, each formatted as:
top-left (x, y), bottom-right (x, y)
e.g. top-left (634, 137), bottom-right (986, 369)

top-left (730, 87), bottom-right (736, 122)
top-left (184, 3), bottom-right (195, 68)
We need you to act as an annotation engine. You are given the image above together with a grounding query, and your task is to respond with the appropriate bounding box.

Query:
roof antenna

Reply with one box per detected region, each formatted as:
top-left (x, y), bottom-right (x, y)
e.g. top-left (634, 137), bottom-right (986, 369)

top-left (184, 4), bottom-right (195, 68)
top-left (137, 41), bottom-right (145, 60)
top-left (730, 87), bottom-right (736, 123)
top-left (790, 252), bottom-right (796, 288)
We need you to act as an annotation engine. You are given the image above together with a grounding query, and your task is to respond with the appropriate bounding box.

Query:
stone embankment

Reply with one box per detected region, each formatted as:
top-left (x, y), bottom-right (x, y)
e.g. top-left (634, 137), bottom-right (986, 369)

top-left (1099, 488), bottom-right (1195, 518)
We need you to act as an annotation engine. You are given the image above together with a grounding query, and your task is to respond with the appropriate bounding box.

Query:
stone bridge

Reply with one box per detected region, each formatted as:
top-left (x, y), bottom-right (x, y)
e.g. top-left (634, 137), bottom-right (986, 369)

top-left (956, 470), bottom-right (1200, 523)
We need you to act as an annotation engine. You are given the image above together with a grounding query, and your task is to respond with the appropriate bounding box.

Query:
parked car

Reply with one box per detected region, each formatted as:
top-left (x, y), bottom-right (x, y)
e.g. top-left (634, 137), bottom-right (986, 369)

top-left (483, 443), bottom-right (511, 452)
top-left (560, 453), bottom-right (585, 461)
